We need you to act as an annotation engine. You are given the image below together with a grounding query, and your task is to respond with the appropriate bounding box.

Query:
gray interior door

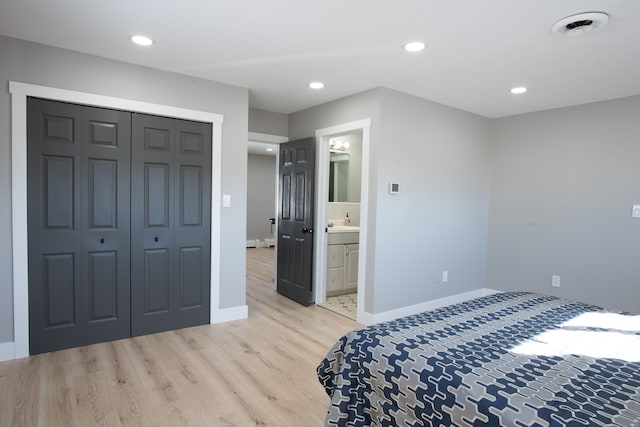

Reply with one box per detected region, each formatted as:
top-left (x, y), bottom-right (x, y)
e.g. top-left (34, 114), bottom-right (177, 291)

top-left (131, 113), bottom-right (212, 336)
top-left (28, 98), bottom-right (131, 354)
top-left (277, 138), bottom-right (315, 305)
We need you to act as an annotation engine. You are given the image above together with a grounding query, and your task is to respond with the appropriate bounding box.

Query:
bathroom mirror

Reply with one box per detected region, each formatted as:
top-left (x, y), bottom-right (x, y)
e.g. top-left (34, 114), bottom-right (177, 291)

top-left (329, 152), bottom-right (349, 202)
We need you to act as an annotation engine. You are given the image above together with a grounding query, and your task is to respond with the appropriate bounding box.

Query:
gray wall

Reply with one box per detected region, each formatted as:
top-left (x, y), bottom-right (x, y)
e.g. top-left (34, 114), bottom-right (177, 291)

top-left (247, 154), bottom-right (277, 241)
top-left (0, 35), bottom-right (249, 344)
top-left (289, 88), bottom-right (492, 315)
top-left (249, 108), bottom-right (288, 136)
top-left (373, 89), bottom-right (491, 313)
top-left (487, 95), bottom-right (640, 313)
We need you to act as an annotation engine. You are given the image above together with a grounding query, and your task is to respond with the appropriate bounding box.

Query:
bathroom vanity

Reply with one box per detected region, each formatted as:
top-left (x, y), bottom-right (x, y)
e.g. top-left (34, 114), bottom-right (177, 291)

top-left (326, 227), bottom-right (359, 296)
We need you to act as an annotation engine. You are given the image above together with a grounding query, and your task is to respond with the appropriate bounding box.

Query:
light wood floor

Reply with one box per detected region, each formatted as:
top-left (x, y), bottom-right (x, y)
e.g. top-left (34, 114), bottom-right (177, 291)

top-left (0, 248), bottom-right (358, 426)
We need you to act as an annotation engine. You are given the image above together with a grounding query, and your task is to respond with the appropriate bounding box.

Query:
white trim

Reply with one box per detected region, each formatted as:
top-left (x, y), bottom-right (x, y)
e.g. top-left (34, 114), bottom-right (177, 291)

top-left (9, 81), bottom-right (231, 359)
top-left (248, 131), bottom-right (288, 144)
top-left (314, 119), bottom-right (371, 324)
top-left (359, 288), bottom-right (502, 325)
top-left (10, 86), bottom-right (28, 359)
top-left (209, 118), bottom-right (225, 324)
top-left (213, 305), bottom-right (249, 323)
top-left (0, 342), bottom-right (15, 362)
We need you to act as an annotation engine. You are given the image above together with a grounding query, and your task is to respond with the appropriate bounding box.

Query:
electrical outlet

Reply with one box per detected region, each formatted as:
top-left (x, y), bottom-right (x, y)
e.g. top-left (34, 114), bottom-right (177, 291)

top-left (551, 275), bottom-right (561, 288)
top-left (633, 205), bottom-right (640, 218)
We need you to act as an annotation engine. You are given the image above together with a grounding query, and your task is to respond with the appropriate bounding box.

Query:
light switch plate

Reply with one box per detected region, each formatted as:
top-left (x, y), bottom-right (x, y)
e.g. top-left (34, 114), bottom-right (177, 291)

top-left (632, 204), bottom-right (640, 218)
top-left (222, 194), bottom-right (231, 208)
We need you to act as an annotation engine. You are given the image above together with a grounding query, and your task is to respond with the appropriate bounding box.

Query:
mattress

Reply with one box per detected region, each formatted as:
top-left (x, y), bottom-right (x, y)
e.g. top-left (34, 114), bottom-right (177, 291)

top-left (317, 292), bottom-right (640, 426)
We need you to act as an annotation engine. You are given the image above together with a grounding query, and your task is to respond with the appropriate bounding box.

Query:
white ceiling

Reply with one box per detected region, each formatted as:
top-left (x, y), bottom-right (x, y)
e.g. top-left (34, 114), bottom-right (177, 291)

top-left (1, 0), bottom-right (639, 118)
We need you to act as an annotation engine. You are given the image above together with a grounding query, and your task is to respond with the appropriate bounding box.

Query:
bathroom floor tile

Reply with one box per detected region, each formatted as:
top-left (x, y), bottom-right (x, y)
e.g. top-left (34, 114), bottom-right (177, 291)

top-left (319, 293), bottom-right (357, 320)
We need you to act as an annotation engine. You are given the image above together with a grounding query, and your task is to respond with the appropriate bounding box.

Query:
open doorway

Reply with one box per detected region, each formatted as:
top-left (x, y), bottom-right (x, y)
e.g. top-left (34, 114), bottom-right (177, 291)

top-left (314, 119), bottom-right (371, 324)
top-left (246, 132), bottom-right (287, 306)
top-left (318, 132), bottom-right (362, 320)
top-left (247, 140), bottom-right (278, 251)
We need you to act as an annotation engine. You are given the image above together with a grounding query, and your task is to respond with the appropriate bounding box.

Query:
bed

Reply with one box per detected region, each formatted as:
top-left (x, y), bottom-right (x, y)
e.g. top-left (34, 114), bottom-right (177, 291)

top-left (317, 292), bottom-right (640, 426)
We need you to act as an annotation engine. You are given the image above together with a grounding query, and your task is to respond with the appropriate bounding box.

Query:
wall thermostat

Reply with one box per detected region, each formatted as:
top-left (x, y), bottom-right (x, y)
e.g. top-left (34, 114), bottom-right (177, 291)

top-left (389, 182), bottom-right (399, 194)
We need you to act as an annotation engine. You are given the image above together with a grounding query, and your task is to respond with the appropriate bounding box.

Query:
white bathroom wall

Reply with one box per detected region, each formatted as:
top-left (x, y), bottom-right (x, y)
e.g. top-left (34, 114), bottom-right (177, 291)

top-left (328, 202), bottom-right (361, 226)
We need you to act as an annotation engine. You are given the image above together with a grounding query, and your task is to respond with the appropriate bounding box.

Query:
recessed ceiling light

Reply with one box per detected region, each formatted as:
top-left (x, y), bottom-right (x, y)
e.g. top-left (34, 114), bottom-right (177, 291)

top-left (404, 41), bottom-right (426, 52)
top-left (131, 35), bottom-right (154, 46)
top-left (551, 12), bottom-right (609, 36)
top-left (309, 82), bottom-right (324, 90)
top-left (266, 148), bottom-right (273, 152)
top-left (510, 87), bottom-right (528, 94)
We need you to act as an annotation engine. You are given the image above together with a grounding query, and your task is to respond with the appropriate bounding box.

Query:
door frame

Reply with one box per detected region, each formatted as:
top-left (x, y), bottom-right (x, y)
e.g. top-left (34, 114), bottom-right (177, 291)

top-left (314, 119), bottom-right (371, 323)
top-left (10, 81), bottom-right (224, 359)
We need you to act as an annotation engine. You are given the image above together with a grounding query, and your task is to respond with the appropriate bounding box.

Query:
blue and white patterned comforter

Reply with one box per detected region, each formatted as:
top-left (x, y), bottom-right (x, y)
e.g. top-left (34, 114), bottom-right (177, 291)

top-left (317, 292), bottom-right (640, 426)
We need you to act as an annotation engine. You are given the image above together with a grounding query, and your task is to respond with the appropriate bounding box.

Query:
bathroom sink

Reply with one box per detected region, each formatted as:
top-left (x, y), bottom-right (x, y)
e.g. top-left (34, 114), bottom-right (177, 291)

top-left (327, 225), bottom-right (360, 233)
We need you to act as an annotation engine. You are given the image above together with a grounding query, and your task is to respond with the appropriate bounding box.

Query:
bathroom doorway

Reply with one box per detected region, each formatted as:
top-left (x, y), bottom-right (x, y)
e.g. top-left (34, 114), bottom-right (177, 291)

top-left (320, 133), bottom-right (362, 319)
top-left (313, 119), bottom-right (371, 323)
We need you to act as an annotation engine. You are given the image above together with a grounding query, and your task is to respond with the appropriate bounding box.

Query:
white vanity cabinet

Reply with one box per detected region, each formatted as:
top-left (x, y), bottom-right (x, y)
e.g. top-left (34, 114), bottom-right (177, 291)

top-left (344, 244), bottom-right (359, 290)
top-left (326, 245), bottom-right (345, 292)
top-left (326, 231), bottom-right (359, 296)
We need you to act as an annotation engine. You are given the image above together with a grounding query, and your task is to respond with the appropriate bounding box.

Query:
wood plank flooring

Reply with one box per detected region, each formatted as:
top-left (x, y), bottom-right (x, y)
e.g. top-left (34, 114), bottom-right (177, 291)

top-left (0, 248), bottom-right (358, 426)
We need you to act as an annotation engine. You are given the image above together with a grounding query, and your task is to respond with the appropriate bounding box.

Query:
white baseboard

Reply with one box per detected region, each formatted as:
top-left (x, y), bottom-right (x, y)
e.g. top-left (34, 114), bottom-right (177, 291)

top-left (0, 304), bottom-right (250, 361)
top-left (0, 341), bottom-right (15, 362)
top-left (359, 288), bottom-right (501, 325)
top-left (212, 305), bottom-right (248, 324)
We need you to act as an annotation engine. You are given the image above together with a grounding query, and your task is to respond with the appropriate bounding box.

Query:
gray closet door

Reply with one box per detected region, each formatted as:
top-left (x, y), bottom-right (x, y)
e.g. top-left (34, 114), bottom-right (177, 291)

top-left (131, 113), bottom-right (211, 336)
top-left (28, 98), bottom-right (131, 354)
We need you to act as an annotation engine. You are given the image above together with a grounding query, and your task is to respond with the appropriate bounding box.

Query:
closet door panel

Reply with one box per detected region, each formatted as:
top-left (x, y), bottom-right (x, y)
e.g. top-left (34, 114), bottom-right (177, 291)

top-left (173, 121), bottom-right (211, 327)
top-left (131, 114), bottom-right (174, 336)
top-left (81, 107), bottom-right (131, 345)
top-left (43, 156), bottom-right (75, 229)
top-left (131, 113), bottom-right (211, 335)
top-left (144, 248), bottom-right (171, 313)
top-left (145, 163), bottom-right (170, 227)
top-left (178, 246), bottom-right (204, 309)
top-left (43, 253), bottom-right (77, 327)
top-left (179, 165), bottom-right (203, 227)
top-left (88, 159), bottom-right (117, 229)
top-left (87, 251), bottom-right (118, 321)
top-left (28, 100), bottom-right (83, 354)
top-left (28, 99), bottom-right (131, 353)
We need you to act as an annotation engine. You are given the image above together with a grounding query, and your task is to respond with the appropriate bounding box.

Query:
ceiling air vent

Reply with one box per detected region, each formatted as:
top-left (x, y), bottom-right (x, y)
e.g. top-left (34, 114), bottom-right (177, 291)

top-left (552, 12), bottom-right (609, 36)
